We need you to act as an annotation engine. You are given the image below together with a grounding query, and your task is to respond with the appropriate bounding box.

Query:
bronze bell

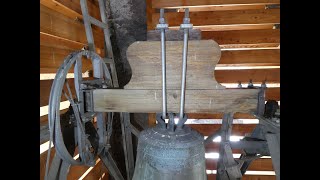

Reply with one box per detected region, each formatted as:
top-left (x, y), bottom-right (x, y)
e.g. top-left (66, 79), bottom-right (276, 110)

top-left (132, 113), bottom-right (207, 180)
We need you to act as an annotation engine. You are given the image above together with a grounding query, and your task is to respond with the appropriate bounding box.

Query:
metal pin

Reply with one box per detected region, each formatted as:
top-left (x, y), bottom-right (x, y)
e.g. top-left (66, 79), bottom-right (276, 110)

top-left (179, 8), bottom-right (192, 121)
top-left (159, 8), bottom-right (167, 119)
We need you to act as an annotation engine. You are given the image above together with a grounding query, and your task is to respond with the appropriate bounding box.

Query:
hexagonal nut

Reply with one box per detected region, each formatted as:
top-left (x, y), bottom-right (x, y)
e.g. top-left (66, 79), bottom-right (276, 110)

top-left (180, 23), bottom-right (193, 29)
top-left (156, 23), bottom-right (169, 29)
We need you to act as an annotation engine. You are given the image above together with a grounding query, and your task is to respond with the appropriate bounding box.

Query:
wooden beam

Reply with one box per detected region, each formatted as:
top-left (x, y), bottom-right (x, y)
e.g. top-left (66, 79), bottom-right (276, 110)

top-left (202, 29), bottom-right (280, 45)
top-left (219, 49), bottom-right (279, 65)
top-left (189, 124), bottom-right (257, 136)
top-left (220, 43), bottom-right (280, 49)
top-left (187, 113), bottom-right (256, 119)
top-left (55, 0), bottom-right (101, 20)
top-left (40, 4), bottom-right (105, 49)
top-left (151, 9), bottom-right (280, 27)
top-left (40, 32), bottom-right (86, 51)
top-left (265, 88), bottom-right (279, 101)
top-left (93, 89), bottom-right (259, 114)
top-left (215, 69), bottom-right (280, 83)
top-left (82, 160), bottom-right (109, 180)
top-left (173, 4), bottom-right (268, 12)
top-left (206, 158), bottom-right (273, 171)
top-left (169, 23), bottom-right (276, 31)
top-left (152, 0), bottom-right (280, 8)
top-left (207, 174), bottom-right (276, 180)
top-left (40, 45), bottom-right (93, 73)
top-left (40, 0), bottom-right (82, 20)
top-left (147, 29), bottom-right (201, 40)
top-left (147, 0), bottom-right (155, 30)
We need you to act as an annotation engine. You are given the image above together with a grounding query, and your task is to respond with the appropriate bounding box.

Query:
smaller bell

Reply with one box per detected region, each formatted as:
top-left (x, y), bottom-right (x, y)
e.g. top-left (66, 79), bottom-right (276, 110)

top-left (132, 113), bottom-right (207, 180)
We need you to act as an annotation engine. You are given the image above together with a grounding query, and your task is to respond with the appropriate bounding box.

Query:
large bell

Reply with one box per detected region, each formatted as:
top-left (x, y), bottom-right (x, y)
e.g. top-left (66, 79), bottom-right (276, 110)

top-left (132, 114), bottom-right (207, 180)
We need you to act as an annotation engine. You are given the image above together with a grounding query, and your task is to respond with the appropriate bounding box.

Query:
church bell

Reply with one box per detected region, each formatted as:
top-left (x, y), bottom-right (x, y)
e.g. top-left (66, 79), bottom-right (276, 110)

top-left (132, 114), bottom-right (207, 180)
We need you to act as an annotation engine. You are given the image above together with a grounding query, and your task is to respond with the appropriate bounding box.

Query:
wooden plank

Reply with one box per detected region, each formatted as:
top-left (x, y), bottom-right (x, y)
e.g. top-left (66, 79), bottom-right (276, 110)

top-left (206, 158), bottom-right (273, 171)
top-left (40, 148), bottom-right (56, 180)
top-left (152, 0), bottom-right (280, 8)
top-left (207, 174), bottom-right (276, 180)
top-left (40, 32), bottom-right (85, 51)
top-left (169, 23), bottom-right (276, 31)
top-left (220, 49), bottom-right (280, 65)
top-left (82, 160), bottom-right (109, 180)
top-left (40, 4), bottom-right (105, 49)
top-left (40, 45), bottom-right (93, 73)
top-left (147, 29), bottom-right (201, 40)
top-left (220, 43), bottom-right (280, 49)
top-left (265, 88), bottom-right (279, 101)
top-left (152, 9), bottom-right (280, 27)
top-left (93, 89), bottom-right (259, 113)
top-left (202, 29), bottom-right (280, 45)
top-left (187, 113), bottom-right (256, 119)
top-left (40, 0), bottom-right (81, 20)
top-left (125, 40), bottom-right (224, 90)
top-left (189, 124), bottom-right (257, 136)
top-left (55, 0), bottom-right (101, 20)
top-left (174, 4), bottom-right (268, 12)
top-left (147, 0), bottom-right (155, 30)
top-left (215, 69), bottom-right (280, 83)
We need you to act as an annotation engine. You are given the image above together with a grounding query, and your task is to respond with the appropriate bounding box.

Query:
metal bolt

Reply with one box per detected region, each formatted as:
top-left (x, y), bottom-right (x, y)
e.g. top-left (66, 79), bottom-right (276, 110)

top-left (261, 81), bottom-right (267, 88)
top-left (238, 81), bottom-right (242, 88)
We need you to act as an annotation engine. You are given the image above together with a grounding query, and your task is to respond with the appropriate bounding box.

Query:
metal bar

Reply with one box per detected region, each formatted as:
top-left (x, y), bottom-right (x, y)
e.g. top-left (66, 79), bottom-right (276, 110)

top-left (97, 0), bottom-right (119, 87)
top-left (120, 112), bottom-right (135, 180)
top-left (265, 133), bottom-right (280, 180)
top-left (179, 9), bottom-right (190, 120)
top-left (89, 16), bottom-right (108, 29)
top-left (99, 150), bottom-right (125, 180)
top-left (130, 124), bottom-right (140, 137)
top-left (160, 9), bottom-right (167, 119)
top-left (80, 0), bottom-right (96, 51)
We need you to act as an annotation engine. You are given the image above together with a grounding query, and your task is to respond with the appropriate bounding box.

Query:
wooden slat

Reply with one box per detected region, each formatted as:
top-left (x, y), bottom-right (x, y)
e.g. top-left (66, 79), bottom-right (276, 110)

top-left (169, 23), bottom-right (276, 31)
top-left (55, 0), bottom-right (101, 20)
top-left (40, 0), bottom-right (81, 20)
top-left (40, 32), bottom-right (85, 51)
top-left (219, 49), bottom-right (280, 65)
top-left (215, 69), bottom-right (280, 83)
top-left (93, 89), bottom-right (259, 113)
top-left (187, 113), bottom-right (256, 119)
top-left (174, 4), bottom-right (267, 12)
top-left (40, 148), bottom-right (56, 180)
top-left (82, 160), bottom-right (109, 180)
top-left (152, 9), bottom-right (280, 27)
top-left (147, 0), bottom-right (155, 30)
top-left (265, 88), bottom-right (279, 101)
top-left (189, 124), bottom-right (257, 136)
top-left (40, 4), bottom-right (105, 49)
top-left (206, 158), bottom-right (273, 171)
top-left (207, 174), bottom-right (276, 180)
top-left (152, 0), bottom-right (280, 8)
top-left (40, 45), bottom-right (93, 73)
top-left (202, 29), bottom-right (280, 45)
top-left (220, 43), bottom-right (280, 49)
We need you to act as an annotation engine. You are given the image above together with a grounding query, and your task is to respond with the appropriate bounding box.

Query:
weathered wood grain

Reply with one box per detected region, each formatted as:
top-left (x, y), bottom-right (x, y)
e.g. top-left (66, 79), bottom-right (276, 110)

top-left (147, 29), bottom-right (201, 40)
top-left (125, 40), bottom-right (224, 89)
top-left (202, 29), bottom-right (280, 45)
top-left (93, 89), bottom-right (259, 113)
top-left (152, 0), bottom-right (280, 8)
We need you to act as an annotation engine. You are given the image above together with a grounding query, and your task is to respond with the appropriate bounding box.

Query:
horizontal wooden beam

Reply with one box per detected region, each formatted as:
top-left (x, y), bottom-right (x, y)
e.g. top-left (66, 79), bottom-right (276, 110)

top-left (189, 124), bottom-right (257, 136)
top-left (220, 43), bottom-right (280, 49)
top-left (220, 49), bottom-right (279, 65)
top-left (82, 160), bottom-right (108, 180)
top-left (152, 0), bottom-right (280, 8)
top-left (202, 29), bottom-right (280, 45)
top-left (169, 23), bottom-right (276, 31)
top-left (55, 0), bottom-right (101, 20)
top-left (215, 68), bottom-right (280, 83)
top-left (40, 45), bottom-right (93, 73)
top-left (186, 113), bottom-right (257, 119)
top-left (93, 89), bottom-right (259, 113)
top-left (206, 158), bottom-right (273, 171)
top-left (173, 4), bottom-right (268, 12)
top-left (207, 174), bottom-right (276, 180)
top-left (40, 0), bottom-right (82, 20)
top-left (40, 4), bottom-right (105, 49)
top-left (152, 9), bottom-right (280, 27)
